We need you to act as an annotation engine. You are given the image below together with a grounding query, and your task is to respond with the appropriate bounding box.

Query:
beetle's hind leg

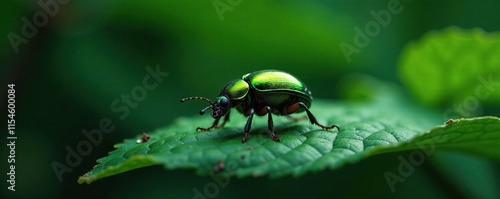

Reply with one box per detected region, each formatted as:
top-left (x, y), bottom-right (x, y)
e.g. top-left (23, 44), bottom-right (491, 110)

top-left (296, 102), bottom-right (340, 131)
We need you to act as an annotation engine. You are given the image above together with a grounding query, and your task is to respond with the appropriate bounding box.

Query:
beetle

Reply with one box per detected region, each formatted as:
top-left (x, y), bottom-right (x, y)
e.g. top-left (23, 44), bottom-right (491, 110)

top-left (181, 69), bottom-right (339, 143)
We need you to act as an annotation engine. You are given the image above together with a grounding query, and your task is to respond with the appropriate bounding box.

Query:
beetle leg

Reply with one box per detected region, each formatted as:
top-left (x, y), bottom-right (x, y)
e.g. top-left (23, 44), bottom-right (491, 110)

top-left (196, 118), bottom-right (220, 131)
top-left (266, 106), bottom-right (281, 142)
top-left (296, 102), bottom-right (340, 131)
top-left (242, 108), bottom-right (255, 143)
top-left (213, 111), bottom-right (230, 129)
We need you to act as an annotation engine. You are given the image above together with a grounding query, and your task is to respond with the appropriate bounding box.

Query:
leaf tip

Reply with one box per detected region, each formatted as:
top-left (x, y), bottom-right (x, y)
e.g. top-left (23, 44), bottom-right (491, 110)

top-left (77, 172), bottom-right (95, 184)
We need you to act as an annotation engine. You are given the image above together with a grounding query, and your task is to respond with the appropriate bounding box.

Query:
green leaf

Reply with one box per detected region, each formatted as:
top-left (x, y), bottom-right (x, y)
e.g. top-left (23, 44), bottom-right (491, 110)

top-left (398, 27), bottom-right (500, 106)
top-left (370, 117), bottom-right (500, 159)
top-left (78, 96), bottom-right (500, 184)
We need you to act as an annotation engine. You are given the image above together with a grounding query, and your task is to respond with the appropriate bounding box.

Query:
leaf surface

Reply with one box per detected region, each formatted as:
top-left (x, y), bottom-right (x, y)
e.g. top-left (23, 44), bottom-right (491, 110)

top-left (79, 97), bottom-right (500, 184)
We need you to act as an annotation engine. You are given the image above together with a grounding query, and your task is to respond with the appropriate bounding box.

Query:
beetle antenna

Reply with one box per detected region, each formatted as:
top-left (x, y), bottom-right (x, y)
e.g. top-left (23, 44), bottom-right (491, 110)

top-left (181, 97), bottom-right (214, 115)
top-left (180, 96), bottom-right (213, 104)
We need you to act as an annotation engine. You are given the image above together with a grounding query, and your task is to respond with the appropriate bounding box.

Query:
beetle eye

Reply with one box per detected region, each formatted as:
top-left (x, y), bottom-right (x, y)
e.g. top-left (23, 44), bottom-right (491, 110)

top-left (219, 97), bottom-right (229, 108)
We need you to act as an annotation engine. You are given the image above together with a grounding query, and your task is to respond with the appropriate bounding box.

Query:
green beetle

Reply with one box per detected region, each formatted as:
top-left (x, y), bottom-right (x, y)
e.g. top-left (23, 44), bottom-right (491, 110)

top-left (181, 69), bottom-right (339, 143)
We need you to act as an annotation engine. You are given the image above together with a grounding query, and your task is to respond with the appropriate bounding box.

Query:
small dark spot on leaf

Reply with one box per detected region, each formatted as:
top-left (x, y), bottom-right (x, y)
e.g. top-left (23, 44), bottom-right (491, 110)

top-left (213, 160), bottom-right (225, 173)
top-left (247, 146), bottom-right (252, 150)
top-left (445, 119), bottom-right (454, 125)
top-left (240, 154), bottom-right (246, 159)
top-left (136, 132), bottom-right (151, 143)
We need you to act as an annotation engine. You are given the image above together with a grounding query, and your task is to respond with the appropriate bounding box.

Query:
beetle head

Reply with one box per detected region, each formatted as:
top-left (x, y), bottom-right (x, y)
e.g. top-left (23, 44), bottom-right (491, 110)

top-left (180, 96), bottom-right (231, 119)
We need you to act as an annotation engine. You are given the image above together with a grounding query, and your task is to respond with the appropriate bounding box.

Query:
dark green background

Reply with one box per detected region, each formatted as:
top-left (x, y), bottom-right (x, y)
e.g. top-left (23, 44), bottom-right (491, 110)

top-left (2, 0), bottom-right (499, 198)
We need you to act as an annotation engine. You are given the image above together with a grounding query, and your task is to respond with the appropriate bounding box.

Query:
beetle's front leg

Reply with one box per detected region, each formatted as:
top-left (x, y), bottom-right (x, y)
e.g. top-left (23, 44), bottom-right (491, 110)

top-left (296, 102), bottom-right (340, 131)
top-left (242, 108), bottom-right (255, 143)
top-left (213, 111), bottom-right (230, 129)
top-left (196, 118), bottom-right (221, 131)
top-left (198, 111), bottom-right (231, 131)
top-left (266, 106), bottom-right (280, 142)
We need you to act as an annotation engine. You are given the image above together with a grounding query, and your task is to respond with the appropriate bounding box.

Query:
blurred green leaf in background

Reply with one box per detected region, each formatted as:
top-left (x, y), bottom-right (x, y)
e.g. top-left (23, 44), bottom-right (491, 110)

top-left (399, 27), bottom-right (500, 108)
